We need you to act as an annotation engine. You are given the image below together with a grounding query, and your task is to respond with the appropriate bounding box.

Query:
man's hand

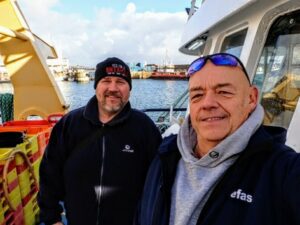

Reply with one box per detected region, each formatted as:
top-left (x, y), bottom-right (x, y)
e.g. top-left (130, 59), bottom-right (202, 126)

top-left (53, 222), bottom-right (63, 225)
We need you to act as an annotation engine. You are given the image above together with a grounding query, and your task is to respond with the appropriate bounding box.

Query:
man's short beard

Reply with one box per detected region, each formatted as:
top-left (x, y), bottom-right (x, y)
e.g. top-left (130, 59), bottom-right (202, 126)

top-left (102, 101), bottom-right (124, 114)
top-left (99, 90), bottom-right (129, 116)
top-left (101, 94), bottom-right (127, 114)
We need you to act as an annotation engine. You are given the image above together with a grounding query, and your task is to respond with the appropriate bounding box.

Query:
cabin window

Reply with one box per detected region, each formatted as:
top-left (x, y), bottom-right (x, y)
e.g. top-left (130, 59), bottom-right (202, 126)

top-left (185, 35), bottom-right (207, 55)
top-left (220, 28), bottom-right (248, 57)
top-left (253, 10), bottom-right (300, 128)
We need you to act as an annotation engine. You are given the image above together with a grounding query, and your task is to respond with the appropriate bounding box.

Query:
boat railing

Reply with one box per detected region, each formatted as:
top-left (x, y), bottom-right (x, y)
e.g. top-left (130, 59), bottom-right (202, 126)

top-left (142, 108), bottom-right (187, 133)
top-left (142, 89), bottom-right (189, 133)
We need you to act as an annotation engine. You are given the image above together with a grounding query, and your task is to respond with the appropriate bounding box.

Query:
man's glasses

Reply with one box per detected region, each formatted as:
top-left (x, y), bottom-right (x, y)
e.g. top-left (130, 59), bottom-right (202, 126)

top-left (187, 53), bottom-right (250, 83)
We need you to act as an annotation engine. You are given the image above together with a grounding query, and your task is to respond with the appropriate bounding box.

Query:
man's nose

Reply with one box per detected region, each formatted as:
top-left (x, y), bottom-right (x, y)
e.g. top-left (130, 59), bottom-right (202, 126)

top-left (107, 81), bottom-right (118, 91)
top-left (201, 92), bottom-right (218, 110)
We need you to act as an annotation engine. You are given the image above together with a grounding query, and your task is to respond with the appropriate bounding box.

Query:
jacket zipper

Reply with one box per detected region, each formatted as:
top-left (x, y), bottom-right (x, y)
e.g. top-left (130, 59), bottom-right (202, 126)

top-left (96, 133), bottom-right (106, 225)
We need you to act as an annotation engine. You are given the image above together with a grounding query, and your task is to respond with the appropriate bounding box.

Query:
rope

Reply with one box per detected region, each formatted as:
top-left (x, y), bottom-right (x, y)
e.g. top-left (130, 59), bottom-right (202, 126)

top-left (0, 93), bottom-right (14, 123)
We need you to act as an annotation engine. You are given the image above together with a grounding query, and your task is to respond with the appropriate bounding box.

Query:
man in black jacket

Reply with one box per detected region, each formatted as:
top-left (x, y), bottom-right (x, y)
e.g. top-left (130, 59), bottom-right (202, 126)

top-left (135, 53), bottom-right (300, 225)
top-left (38, 57), bottom-right (162, 225)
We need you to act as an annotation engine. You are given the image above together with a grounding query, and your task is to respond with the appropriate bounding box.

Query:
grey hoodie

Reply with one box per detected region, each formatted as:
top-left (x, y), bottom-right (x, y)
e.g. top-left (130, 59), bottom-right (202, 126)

top-left (169, 104), bottom-right (264, 225)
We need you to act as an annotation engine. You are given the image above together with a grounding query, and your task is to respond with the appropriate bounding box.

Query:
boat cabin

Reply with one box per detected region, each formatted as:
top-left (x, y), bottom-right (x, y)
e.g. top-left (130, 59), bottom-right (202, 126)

top-left (179, 0), bottom-right (300, 151)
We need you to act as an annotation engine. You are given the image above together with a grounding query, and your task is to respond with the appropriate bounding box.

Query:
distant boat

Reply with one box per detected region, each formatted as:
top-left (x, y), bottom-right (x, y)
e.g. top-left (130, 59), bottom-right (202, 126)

top-left (62, 69), bottom-right (90, 82)
top-left (74, 69), bottom-right (90, 82)
top-left (131, 70), bottom-right (152, 79)
top-left (67, 76), bottom-right (75, 82)
top-left (150, 71), bottom-right (188, 80)
top-left (149, 64), bottom-right (188, 80)
top-left (131, 64), bottom-right (188, 80)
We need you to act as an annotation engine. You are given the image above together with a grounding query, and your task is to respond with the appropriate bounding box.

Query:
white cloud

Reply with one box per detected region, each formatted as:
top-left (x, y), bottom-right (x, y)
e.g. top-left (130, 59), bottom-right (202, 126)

top-left (18, 0), bottom-right (195, 67)
top-left (125, 2), bottom-right (136, 14)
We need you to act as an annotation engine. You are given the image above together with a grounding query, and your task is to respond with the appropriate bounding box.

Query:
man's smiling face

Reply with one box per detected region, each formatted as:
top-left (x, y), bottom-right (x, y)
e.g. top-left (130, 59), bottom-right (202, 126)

top-left (189, 61), bottom-right (257, 148)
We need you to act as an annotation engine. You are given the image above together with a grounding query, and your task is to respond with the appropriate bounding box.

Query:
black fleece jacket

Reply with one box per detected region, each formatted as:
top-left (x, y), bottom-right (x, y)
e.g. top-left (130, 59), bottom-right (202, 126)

top-left (38, 96), bottom-right (162, 225)
top-left (136, 125), bottom-right (300, 225)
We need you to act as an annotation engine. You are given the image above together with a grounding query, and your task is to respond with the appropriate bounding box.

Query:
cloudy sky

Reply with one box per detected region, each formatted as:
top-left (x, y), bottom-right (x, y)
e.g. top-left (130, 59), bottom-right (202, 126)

top-left (18, 0), bottom-right (196, 67)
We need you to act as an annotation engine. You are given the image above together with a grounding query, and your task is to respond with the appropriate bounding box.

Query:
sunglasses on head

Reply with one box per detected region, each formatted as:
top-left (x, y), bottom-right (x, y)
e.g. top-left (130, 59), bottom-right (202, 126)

top-left (187, 53), bottom-right (250, 83)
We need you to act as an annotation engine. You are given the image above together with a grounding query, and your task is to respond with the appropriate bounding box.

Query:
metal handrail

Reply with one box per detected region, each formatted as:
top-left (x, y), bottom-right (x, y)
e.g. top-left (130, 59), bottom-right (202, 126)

top-left (142, 89), bottom-right (189, 133)
top-left (158, 89), bottom-right (189, 121)
top-left (142, 108), bottom-right (186, 112)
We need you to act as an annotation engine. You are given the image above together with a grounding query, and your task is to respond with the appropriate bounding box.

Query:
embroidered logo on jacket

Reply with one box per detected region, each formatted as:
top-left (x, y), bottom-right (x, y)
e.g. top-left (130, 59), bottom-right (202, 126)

top-left (230, 189), bottom-right (252, 203)
top-left (121, 145), bottom-right (134, 153)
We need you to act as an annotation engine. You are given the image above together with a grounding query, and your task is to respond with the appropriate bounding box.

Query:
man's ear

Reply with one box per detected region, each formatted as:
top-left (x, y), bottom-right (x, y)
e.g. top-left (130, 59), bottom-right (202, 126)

top-left (249, 85), bottom-right (259, 111)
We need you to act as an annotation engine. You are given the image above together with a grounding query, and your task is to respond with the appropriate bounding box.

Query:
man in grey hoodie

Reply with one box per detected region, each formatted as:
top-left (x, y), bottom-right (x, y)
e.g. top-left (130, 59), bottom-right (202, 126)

top-left (135, 53), bottom-right (300, 225)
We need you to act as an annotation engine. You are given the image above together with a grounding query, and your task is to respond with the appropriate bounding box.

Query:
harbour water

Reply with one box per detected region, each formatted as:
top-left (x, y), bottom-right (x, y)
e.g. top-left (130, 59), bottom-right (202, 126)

top-left (0, 79), bottom-right (189, 121)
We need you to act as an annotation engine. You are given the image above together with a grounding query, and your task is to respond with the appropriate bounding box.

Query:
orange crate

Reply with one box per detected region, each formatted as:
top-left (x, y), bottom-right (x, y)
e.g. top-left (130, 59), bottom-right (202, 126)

top-left (38, 127), bottom-right (51, 156)
top-left (0, 125), bottom-right (52, 157)
top-left (0, 125), bottom-right (50, 135)
top-left (3, 120), bottom-right (51, 126)
top-left (47, 113), bottom-right (64, 125)
top-left (29, 127), bottom-right (52, 157)
top-left (0, 127), bottom-right (27, 133)
top-left (1, 136), bottom-right (39, 167)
